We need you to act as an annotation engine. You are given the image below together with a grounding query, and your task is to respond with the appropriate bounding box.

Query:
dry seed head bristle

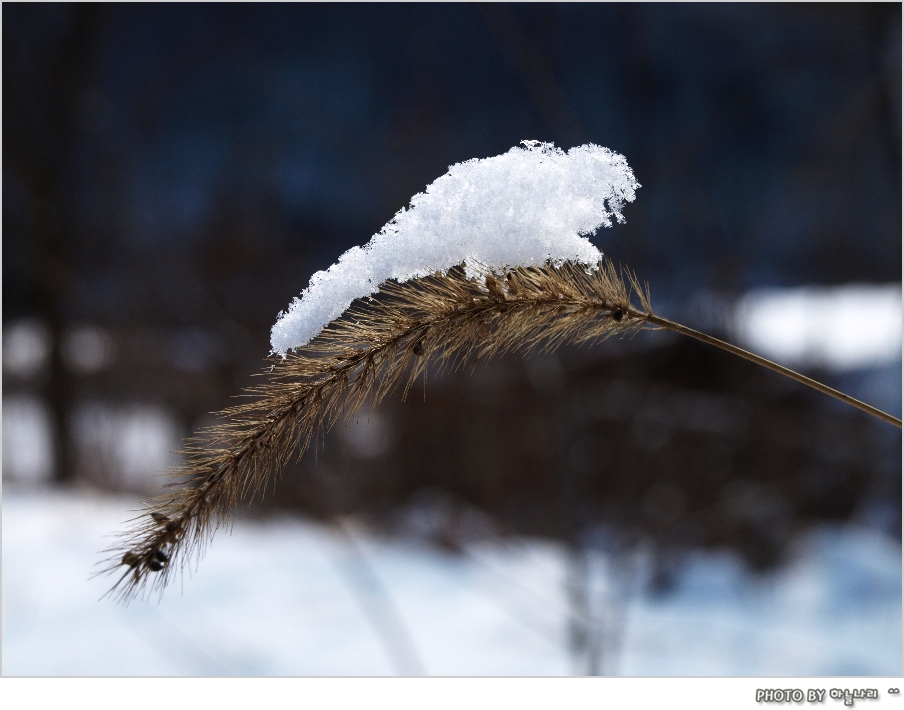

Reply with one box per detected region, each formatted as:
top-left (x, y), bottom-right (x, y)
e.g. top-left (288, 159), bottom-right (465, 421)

top-left (98, 254), bottom-right (903, 602)
top-left (97, 258), bottom-right (650, 602)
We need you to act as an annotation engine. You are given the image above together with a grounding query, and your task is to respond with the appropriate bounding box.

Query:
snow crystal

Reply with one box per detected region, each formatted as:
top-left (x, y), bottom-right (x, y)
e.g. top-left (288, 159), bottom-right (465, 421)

top-left (271, 141), bottom-right (640, 354)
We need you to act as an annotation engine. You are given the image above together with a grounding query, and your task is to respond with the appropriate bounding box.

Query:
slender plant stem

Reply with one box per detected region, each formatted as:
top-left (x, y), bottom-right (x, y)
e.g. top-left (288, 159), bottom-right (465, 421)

top-left (640, 312), bottom-right (902, 429)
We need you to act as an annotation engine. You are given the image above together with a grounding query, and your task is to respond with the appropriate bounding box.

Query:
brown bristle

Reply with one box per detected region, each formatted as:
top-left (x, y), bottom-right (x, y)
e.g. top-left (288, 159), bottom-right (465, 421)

top-left (98, 258), bottom-right (651, 603)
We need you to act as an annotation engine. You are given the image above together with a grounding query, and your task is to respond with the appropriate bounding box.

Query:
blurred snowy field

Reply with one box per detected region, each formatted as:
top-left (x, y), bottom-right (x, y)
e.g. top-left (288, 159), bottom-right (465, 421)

top-left (3, 489), bottom-right (900, 676)
top-left (734, 284), bottom-right (902, 372)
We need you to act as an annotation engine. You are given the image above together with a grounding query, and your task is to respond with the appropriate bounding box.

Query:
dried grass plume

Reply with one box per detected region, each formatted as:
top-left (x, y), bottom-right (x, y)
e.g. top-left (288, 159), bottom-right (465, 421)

top-left (99, 258), bottom-right (900, 603)
top-left (99, 259), bottom-right (652, 601)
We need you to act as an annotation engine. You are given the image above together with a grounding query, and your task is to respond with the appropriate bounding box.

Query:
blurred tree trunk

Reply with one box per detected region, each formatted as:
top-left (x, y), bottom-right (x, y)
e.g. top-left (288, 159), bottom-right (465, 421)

top-left (3, 5), bottom-right (106, 482)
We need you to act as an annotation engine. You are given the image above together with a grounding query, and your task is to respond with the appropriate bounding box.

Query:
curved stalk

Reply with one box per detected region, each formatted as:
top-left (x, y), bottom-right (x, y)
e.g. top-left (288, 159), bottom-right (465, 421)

top-left (642, 311), bottom-right (902, 429)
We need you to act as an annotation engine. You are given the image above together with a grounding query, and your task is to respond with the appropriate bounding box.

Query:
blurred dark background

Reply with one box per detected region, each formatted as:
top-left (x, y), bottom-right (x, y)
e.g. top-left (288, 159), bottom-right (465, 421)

top-left (3, 3), bottom-right (901, 674)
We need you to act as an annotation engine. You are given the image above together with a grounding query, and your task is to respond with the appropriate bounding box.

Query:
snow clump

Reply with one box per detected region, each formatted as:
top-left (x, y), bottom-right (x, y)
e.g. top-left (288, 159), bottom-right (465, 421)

top-left (270, 140), bottom-right (639, 355)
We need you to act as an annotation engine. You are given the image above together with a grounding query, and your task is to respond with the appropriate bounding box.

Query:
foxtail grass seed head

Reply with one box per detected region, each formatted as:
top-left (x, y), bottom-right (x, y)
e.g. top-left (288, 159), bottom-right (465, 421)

top-left (99, 258), bottom-right (650, 602)
top-left (99, 141), bottom-right (898, 603)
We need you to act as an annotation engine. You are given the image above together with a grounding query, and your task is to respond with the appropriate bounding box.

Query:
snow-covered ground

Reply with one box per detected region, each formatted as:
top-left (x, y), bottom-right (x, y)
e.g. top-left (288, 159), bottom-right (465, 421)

top-left (3, 489), bottom-right (900, 676)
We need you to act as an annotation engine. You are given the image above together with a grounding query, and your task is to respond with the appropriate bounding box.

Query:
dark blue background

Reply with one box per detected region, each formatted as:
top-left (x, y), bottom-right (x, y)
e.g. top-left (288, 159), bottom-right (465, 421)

top-left (5, 4), bottom-right (900, 329)
top-left (3, 3), bottom-right (901, 487)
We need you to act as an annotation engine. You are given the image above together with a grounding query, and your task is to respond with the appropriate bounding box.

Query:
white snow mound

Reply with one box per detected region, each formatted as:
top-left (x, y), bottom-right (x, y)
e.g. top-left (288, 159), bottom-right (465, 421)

top-left (271, 140), bottom-right (639, 354)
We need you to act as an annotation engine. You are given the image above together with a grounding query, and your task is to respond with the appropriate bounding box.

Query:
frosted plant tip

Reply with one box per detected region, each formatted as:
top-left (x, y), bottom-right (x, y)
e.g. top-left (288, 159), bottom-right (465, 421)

top-left (270, 140), bottom-right (640, 355)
